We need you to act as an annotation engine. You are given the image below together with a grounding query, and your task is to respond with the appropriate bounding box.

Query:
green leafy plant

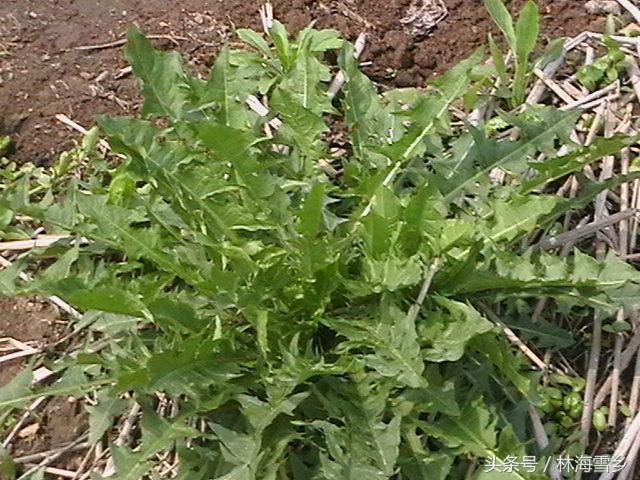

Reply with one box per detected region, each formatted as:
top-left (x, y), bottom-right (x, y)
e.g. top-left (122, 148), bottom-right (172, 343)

top-left (0, 18), bottom-right (639, 480)
top-left (539, 375), bottom-right (585, 441)
top-left (0, 136), bottom-right (12, 157)
top-left (576, 37), bottom-right (626, 91)
top-left (485, 0), bottom-right (540, 106)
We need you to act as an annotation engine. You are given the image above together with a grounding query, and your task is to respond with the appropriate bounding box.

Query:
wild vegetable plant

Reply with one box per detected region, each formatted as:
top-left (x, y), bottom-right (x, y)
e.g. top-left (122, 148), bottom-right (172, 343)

top-left (1, 18), bottom-right (640, 480)
top-left (0, 136), bottom-right (12, 157)
top-left (485, 0), bottom-right (539, 106)
top-left (576, 36), bottom-right (626, 91)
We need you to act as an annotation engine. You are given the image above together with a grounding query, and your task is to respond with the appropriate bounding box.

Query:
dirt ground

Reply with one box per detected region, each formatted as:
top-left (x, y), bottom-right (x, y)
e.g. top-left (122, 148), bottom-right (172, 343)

top-left (0, 298), bottom-right (60, 386)
top-left (0, 0), bottom-right (606, 476)
top-left (0, 297), bottom-right (86, 464)
top-left (0, 0), bottom-right (603, 166)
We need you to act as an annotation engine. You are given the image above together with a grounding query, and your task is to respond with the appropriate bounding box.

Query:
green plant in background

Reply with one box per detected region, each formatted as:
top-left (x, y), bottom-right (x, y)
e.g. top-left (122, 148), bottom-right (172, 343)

top-left (0, 15), bottom-right (639, 480)
top-left (538, 375), bottom-right (585, 450)
top-left (0, 136), bottom-right (12, 157)
top-left (0, 447), bottom-right (16, 480)
top-left (485, 0), bottom-right (539, 106)
top-left (576, 37), bottom-right (626, 91)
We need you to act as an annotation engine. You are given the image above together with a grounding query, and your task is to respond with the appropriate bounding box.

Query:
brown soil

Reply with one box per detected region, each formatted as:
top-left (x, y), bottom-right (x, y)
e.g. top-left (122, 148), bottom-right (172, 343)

top-left (0, 297), bottom-right (60, 386)
top-left (8, 397), bottom-right (87, 459)
top-left (0, 0), bottom-right (603, 166)
top-left (0, 297), bottom-right (86, 469)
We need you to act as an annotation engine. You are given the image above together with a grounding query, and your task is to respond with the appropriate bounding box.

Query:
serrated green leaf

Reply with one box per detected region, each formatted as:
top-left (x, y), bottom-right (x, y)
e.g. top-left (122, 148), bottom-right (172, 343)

top-left (489, 33), bottom-right (508, 87)
top-left (0, 368), bottom-right (32, 411)
top-left (338, 42), bottom-right (391, 164)
top-left (421, 298), bottom-right (494, 362)
top-left (40, 244), bottom-right (79, 281)
top-left (428, 398), bottom-right (497, 457)
top-left (204, 46), bottom-right (254, 129)
top-left (439, 109), bottom-right (580, 200)
top-left (148, 297), bottom-right (203, 332)
top-left (445, 248), bottom-right (640, 312)
top-left (278, 51), bottom-right (334, 114)
top-left (297, 183), bottom-right (325, 238)
top-left (484, 0), bottom-right (516, 50)
top-left (98, 116), bottom-right (240, 247)
top-left (489, 194), bottom-right (557, 242)
top-left (87, 392), bottom-right (127, 444)
top-left (521, 135), bottom-right (634, 194)
top-left (315, 411), bottom-right (402, 479)
top-left (399, 377), bottom-right (460, 416)
top-left (504, 317), bottom-right (574, 350)
top-left (268, 20), bottom-right (292, 69)
top-left (400, 427), bottom-right (453, 480)
top-left (126, 26), bottom-right (190, 118)
top-left (0, 378), bottom-right (112, 410)
top-left (298, 28), bottom-right (343, 53)
top-left (0, 258), bottom-right (25, 296)
top-left (210, 423), bottom-right (259, 468)
top-left (473, 335), bottom-right (534, 398)
top-left (371, 185), bottom-right (400, 220)
top-left (236, 29), bottom-right (271, 57)
top-left (363, 255), bottom-right (422, 292)
top-left (515, 1), bottom-right (539, 62)
top-left (399, 48), bottom-right (484, 161)
top-left (98, 409), bottom-right (196, 480)
top-left (271, 87), bottom-right (328, 157)
top-left (47, 279), bottom-right (148, 318)
top-left (328, 303), bottom-right (426, 388)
